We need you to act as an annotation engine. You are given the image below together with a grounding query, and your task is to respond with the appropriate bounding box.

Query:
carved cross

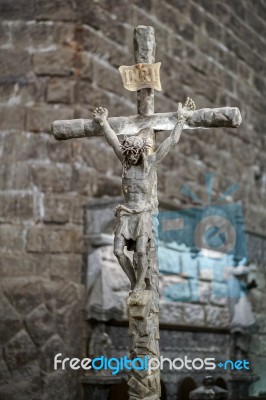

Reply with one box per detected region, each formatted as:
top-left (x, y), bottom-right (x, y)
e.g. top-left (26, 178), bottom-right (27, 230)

top-left (52, 25), bottom-right (242, 400)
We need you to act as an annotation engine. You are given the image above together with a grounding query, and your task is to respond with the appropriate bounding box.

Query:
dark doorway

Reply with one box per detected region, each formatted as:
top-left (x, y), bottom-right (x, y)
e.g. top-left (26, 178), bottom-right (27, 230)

top-left (215, 377), bottom-right (227, 390)
top-left (178, 377), bottom-right (197, 400)
top-left (161, 380), bottom-right (167, 400)
top-left (109, 379), bottom-right (128, 400)
top-left (109, 378), bottom-right (167, 400)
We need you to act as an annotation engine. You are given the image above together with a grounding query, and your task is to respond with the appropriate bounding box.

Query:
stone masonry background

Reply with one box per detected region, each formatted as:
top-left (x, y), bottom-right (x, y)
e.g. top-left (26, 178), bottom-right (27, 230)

top-left (0, 0), bottom-right (266, 399)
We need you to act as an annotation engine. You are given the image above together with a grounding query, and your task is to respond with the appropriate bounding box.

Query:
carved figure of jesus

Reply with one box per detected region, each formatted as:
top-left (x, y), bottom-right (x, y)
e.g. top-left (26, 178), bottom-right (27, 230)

top-left (93, 98), bottom-right (195, 294)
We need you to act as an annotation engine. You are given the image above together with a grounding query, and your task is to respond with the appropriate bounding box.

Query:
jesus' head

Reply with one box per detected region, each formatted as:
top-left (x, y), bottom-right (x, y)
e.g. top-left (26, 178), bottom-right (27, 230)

top-left (120, 136), bottom-right (151, 166)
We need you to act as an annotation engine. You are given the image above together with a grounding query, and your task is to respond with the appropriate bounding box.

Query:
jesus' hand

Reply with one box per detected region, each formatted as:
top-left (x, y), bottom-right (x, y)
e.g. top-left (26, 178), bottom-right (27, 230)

top-left (93, 107), bottom-right (109, 126)
top-left (177, 97), bottom-right (196, 122)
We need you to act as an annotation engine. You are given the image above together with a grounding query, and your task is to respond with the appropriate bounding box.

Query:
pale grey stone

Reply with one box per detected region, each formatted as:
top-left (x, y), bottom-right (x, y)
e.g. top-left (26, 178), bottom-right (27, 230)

top-left (103, 261), bottom-right (130, 292)
top-left (198, 281), bottom-right (211, 304)
top-left (211, 282), bottom-right (227, 306)
top-left (183, 304), bottom-right (205, 326)
top-left (4, 330), bottom-right (37, 371)
top-left (0, 358), bottom-right (11, 383)
top-left (40, 334), bottom-right (65, 372)
top-left (86, 261), bottom-right (123, 321)
top-left (0, 291), bottom-right (22, 345)
top-left (205, 305), bottom-right (230, 328)
top-left (25, 304), bottom-right (55, 347)
top-left (159, 301), bottom-right (183, 325)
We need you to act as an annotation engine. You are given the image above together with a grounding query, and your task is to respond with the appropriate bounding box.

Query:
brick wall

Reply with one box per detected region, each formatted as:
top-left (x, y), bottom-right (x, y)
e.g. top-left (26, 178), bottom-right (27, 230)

top-left (0, 0), bottom-right (266, 399)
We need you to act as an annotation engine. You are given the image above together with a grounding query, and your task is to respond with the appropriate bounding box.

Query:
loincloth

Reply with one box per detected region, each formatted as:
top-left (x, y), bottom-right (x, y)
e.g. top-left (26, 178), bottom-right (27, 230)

top-left (114, 204), bottom-right (153, 242)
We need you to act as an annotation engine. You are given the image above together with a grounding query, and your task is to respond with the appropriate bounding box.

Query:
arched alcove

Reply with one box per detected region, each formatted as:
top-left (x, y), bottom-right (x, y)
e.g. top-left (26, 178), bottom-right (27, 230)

top-left (215, 377), bottom-right (227, 390)
top-left (109, 378), bottom-right (167, 400)
top-left (178, 377), bottom-right (197, 400)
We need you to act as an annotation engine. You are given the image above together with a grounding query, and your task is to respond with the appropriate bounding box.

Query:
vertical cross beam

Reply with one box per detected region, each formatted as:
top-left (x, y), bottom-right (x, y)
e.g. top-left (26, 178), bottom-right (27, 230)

top-left (134, 26), bottom-right (156, 149)
top-left (134, 25), bottom-right (155, 116)
top-left (127, 26), bottom-right (161, 400)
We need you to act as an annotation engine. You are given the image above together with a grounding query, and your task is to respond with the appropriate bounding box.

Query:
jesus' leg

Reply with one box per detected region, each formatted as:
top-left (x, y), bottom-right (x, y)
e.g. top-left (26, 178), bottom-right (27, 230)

top-left (114, 236), bottom-right (136, 290)
top-left (134, 234), bottom-right (149, 291)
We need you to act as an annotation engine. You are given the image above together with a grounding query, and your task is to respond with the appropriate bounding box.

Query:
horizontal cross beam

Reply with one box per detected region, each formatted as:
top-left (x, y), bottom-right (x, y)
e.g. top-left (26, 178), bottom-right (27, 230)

top-left (52, 107), bottom-right (241, 141)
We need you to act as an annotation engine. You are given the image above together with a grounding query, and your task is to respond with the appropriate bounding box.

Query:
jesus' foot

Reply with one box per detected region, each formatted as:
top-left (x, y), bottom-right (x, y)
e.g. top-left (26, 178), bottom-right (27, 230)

top-left (128, 290), bottom-right (145, 306)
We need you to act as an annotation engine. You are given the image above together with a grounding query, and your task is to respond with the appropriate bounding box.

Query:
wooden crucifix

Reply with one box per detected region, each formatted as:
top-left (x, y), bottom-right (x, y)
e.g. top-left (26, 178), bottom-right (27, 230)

top-left (52, 26), bottom-right (242, 400)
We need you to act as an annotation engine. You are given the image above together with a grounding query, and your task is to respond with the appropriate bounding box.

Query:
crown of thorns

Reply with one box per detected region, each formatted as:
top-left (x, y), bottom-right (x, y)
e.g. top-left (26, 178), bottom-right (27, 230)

top-left (120, 136), bottom-right (151, 155)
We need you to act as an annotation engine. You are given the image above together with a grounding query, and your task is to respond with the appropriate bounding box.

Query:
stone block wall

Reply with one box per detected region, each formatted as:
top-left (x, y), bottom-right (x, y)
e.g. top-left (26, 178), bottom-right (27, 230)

top-left (0, 0), bottom-right (266, 399)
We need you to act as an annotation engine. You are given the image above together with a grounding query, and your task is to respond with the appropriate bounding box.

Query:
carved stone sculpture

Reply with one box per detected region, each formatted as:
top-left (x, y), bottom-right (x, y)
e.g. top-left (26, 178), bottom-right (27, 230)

top-left (93, 100), bottom-right (194, 399)
top-left (93, 100), bottom-right (194, 293)
top-left (52, 25), bottom-right (242, 400)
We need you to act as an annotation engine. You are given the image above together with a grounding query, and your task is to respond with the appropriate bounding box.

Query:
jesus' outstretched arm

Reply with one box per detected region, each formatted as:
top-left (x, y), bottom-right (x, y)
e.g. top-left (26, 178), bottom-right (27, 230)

top-left (93, 107), bottom-right (123, 162)
top-left (150, 97), bottom-right (196, 165)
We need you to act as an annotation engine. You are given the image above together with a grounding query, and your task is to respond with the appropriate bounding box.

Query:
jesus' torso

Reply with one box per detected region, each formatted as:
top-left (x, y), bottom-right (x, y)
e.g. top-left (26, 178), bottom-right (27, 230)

top-left (122, 161), bottom-right (158, 211)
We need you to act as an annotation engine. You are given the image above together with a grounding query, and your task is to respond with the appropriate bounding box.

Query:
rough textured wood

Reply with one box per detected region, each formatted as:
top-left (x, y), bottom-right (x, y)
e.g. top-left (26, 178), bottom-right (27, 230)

top-left (52, 107), bottom-right (242, 140)
top-left (134, 25), bottom-right (155, 116)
